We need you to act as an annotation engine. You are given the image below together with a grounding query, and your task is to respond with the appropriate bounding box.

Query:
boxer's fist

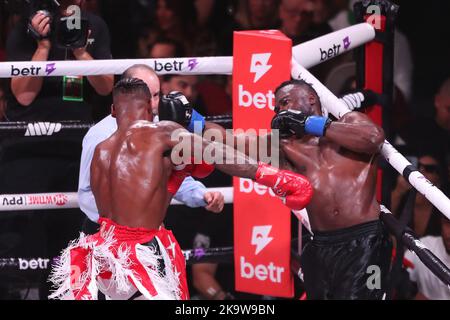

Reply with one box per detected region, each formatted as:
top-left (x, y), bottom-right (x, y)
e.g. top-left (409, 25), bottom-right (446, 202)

top-left (271, 110), bottom-right (331, 138)
top-left (159, 91), bottom-right (205, 133)
top-left (255, 162), bottom-right (313, 210)
top-left (159, 91), bottom-right (190, 126)
top-left (190, 161), bottom-right (215, 178)
top-left (271, 110), bottom-right (307, 138)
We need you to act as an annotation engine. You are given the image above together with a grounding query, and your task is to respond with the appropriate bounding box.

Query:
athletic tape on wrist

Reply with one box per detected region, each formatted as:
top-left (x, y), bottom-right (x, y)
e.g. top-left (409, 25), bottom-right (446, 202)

top-left (188, 109), bottom-right (205, 133)
top-left (305, 116), bottom-right (329, 136)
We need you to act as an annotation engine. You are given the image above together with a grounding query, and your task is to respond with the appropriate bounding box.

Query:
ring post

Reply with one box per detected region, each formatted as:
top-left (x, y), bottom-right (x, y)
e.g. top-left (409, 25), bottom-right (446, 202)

top-left (233, 30), bottom-right (293, 298)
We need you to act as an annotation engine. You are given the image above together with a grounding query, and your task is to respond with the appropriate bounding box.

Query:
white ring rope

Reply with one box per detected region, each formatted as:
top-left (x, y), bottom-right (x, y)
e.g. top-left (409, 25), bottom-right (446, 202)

top-left (0, 188), bottom-right (313, 237)
top-left (291, 23), bottom-right (375, 68)
top-left (0, 188), bottom-right (233, 212)
top-left (0, 23), bottom-right (375, 78)
top-left (291, 59), bottom-right (450, 219)
top-left (1, 56), bottom-right (232, 77)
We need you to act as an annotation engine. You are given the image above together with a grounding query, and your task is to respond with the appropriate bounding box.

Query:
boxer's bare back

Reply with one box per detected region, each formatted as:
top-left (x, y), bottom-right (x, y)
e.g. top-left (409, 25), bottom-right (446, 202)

top-left (91, 120), bottom-right (178, 230)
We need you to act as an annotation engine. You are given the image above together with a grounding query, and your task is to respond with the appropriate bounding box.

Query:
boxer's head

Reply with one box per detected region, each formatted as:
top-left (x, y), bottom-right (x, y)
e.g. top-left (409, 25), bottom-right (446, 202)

top-left (112, 78), bottom-right (152, 124)
top-left (441, 216), bottom-right (450, 254)
top-left (274, 79), bottom-right (326, 116)
top-left (122, 64), bottom-right (161, 115)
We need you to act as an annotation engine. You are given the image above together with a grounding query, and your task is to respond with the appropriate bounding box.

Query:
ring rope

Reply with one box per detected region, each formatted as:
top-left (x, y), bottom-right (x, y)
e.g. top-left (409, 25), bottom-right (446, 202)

top-left (0, 243), bottom-right (303, 271)
top-left (0, 247), bottom-right (234, 271)
top-left (0, 115), bottom-right (233, 138)
top-left (0, 188), bottom-right (234, 212)
top-left (0, 91), bottom-right (372, 138)
top-left (0, 23), bottom-right (375, 78)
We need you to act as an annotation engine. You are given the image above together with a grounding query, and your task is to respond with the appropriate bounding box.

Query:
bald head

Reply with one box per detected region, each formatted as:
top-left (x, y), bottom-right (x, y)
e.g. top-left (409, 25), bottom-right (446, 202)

top-left (122, 64), bottom-right (161, 115)
top-left (122, 64), bottom-right (156, 79)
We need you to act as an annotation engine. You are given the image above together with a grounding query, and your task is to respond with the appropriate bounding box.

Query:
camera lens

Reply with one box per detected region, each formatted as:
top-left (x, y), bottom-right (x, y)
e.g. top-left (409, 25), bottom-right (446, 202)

top-left (55, 17), bottom-right (89, 49)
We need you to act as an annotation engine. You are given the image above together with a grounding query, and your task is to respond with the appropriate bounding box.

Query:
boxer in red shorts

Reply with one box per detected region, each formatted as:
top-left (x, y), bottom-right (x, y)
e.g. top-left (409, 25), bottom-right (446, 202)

top-left (48, 78), bottom-right (313, 300)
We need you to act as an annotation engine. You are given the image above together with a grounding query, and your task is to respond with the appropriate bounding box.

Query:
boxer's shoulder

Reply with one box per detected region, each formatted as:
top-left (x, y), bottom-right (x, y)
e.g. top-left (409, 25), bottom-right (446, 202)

top-left (129, 120), bottom-right (159, 131)
top-left (127, 120), bottom-right (184, 133)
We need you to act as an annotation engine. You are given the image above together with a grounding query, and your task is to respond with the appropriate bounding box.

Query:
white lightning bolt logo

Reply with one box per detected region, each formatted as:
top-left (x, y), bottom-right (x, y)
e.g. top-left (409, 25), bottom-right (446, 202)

top-left (250, 53), bottom-right (272, 83)
top-left (251, 225), bottom-right (273, 255)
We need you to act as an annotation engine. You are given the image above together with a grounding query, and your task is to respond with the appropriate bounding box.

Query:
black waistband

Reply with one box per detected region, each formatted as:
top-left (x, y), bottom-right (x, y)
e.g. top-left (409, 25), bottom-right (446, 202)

top-left (312, 219), bottom-right (385, 245)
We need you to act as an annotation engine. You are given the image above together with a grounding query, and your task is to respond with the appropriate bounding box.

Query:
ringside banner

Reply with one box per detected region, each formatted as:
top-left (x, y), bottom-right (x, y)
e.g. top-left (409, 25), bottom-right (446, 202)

top-left (232, 30), bottom-right (293, 297)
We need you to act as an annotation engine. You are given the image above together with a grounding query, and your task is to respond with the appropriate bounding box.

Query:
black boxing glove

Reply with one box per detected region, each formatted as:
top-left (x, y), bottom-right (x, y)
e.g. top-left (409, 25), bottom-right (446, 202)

top-left (159, 93), bottom-right (187, 125)
top-left (159, 91), bottom-right (205, 133)
top-left (271, 109), bottom-right (331, 138)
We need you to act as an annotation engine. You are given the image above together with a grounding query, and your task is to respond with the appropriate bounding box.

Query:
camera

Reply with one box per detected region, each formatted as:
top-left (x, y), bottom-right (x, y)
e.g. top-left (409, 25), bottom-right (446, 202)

top-left (6, 0), bottom-right (90, 49)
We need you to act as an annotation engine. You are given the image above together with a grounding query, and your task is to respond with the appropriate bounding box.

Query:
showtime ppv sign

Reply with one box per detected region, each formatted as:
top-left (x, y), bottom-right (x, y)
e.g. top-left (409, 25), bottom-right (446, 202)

top-left (232, 30), bottom-right (293, 297)
top-left (0, 193), bottom-right (78, 211)
top-left (2, 194), bottom-right (68, 206)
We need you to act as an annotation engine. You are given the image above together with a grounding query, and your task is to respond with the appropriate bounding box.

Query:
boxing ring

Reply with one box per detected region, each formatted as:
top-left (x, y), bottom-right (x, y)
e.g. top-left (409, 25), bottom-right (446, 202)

top-left (0, 21), bottom-right (449, 297)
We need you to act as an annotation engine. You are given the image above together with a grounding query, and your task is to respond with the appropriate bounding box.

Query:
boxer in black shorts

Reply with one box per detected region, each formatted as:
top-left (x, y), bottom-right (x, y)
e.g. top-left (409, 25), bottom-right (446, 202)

top-left (270, 79), bottom-right (392, 299)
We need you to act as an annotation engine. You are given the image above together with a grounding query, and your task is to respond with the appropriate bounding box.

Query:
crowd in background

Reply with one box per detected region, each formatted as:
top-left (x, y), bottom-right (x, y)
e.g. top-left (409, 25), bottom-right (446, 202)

top-left (0, 0), bottom-right (449, 300)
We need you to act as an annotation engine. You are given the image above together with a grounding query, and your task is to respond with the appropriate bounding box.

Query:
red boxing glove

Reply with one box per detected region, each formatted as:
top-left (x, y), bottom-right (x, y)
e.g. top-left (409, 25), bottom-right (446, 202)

top-left (167, 164), bottom-right (188, 195)
top-left (255, 162), bottom-right (313, 210)
top-left (167, 160), bottom-right (215, 195)
top-left (190, 160), bottom-right (215, 178)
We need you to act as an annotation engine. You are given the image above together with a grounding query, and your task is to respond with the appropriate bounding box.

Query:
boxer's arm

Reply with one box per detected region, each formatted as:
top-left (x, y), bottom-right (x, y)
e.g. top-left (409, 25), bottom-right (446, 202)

top-left (203, 122), bottom-right (274, 161)
top-left (159, 93), bottom-right (274, 160)
top-left (163, 121), bottom-right (312, 210)
top-left (325, 111), bottom-right (385, 154)
top-left (162, 120), bottom-right (257, 179)
top-left (169, 126), bottom-right (258, 179)
top-left (271, 110), bottom-right (384, 154)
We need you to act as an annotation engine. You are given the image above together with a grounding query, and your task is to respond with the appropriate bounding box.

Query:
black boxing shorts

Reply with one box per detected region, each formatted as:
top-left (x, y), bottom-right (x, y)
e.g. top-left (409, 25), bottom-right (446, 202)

top-left (301, 219), bottom-right (392, 300)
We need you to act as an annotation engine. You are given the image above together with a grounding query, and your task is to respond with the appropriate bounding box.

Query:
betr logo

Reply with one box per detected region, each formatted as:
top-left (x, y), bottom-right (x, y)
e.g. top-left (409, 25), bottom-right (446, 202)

top-left (251, 225), bottom-right (273, 255)
top-left (320, 43), bottom-right (341, 61)
top-left (19, 258), bottom-right (50, 270)
top-left (250, 53), bottom-right (272, 83)
top-left (343, 36), bottom-right (351, 50)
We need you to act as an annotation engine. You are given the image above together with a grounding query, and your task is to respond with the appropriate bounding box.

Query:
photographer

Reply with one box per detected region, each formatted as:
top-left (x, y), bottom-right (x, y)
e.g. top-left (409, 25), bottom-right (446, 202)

top-left (0, 1), bottom-right (113, 299)
top-left (6, 0), bottom-right (113, 121)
